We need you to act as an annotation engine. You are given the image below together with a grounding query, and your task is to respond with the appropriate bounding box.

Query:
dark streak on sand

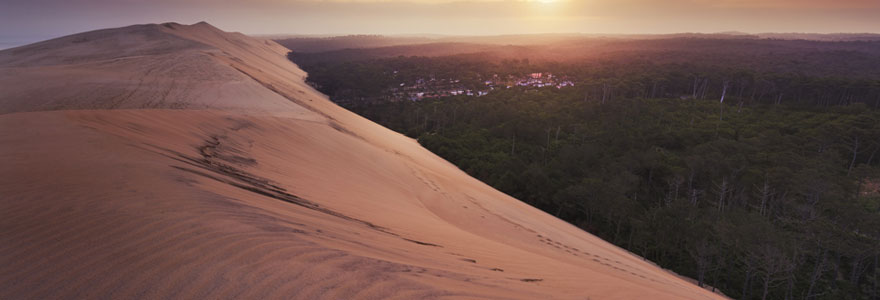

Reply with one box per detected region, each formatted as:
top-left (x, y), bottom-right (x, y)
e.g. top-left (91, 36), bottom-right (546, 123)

top-left (164, 136), bottom-right (385, 231)
top-left (402, 238), bottom-right (443, 247)
top-left (146, 127), bottom-right (444, 248)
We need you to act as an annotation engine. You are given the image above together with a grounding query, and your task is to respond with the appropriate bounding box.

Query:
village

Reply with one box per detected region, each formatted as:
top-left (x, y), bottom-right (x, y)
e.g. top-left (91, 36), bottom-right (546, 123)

top-left (388, 72), bottom-right (576, 102)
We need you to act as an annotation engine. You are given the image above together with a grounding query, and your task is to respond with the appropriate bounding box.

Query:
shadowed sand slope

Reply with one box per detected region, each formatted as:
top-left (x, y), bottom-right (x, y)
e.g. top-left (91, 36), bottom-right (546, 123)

top-left (0, 23), bottom-right (726, 299)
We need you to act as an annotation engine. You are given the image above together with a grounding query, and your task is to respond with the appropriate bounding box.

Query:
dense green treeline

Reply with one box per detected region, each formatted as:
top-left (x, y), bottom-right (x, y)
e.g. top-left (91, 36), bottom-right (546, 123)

top-left (289, 40), bottom-right (880, 298)
top-left (352, 88), bottom-right (880, 299)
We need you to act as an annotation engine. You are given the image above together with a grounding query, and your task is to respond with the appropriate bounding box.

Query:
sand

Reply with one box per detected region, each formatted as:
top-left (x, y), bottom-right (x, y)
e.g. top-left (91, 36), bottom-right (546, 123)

top-left (0, 22), bottom-right (726, 299)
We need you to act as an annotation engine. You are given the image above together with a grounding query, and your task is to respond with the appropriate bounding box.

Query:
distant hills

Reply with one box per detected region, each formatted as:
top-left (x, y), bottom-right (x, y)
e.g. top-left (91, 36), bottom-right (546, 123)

top-left (276, 32), bottom-right (880, 54)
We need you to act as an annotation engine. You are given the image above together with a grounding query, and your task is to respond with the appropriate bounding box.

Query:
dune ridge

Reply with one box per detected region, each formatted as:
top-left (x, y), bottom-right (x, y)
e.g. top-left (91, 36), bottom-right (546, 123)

top-left (0, 22), bottom-right (726, 299)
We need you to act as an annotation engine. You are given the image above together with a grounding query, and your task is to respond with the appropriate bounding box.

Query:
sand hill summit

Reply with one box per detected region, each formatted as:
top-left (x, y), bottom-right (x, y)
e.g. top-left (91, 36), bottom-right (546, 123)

top-left (0, 22), bottom-right (724, 299)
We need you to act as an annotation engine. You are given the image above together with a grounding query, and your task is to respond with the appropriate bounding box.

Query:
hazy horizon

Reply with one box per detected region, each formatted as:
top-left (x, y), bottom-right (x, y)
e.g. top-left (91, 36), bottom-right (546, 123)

top-left (4, 29), bottom-right (880, 51)
top-left (2, 0), bottom-right (879, 49)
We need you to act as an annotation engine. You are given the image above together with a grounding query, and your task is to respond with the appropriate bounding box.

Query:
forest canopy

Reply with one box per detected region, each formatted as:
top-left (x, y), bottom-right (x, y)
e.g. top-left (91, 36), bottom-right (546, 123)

top-left (287, 36), bottom-right (880, 299)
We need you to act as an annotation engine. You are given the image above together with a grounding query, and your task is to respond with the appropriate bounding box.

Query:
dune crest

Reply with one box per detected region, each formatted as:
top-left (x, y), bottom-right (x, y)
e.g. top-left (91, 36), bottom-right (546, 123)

top-left (0, 22), bottom-right (725, 299)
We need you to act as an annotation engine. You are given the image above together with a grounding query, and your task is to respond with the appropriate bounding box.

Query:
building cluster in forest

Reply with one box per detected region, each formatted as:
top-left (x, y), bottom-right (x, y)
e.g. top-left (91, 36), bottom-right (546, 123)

top-left (389, 72), bottom-right (576, 102)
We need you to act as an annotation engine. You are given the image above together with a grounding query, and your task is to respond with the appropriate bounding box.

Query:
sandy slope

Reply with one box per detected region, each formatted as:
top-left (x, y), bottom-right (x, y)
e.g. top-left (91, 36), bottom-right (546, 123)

top-left (0, 22), bottom-right (726, 299)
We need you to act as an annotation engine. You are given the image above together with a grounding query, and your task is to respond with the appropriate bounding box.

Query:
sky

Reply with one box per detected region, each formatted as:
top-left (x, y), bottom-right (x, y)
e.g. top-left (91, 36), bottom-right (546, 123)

top-left (1, 0), bottom-right (879, 47)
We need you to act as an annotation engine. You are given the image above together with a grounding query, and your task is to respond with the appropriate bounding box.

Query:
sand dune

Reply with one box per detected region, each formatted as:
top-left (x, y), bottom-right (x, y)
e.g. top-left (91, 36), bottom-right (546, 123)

top-left (0, 22), bottom-right (726, 299)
